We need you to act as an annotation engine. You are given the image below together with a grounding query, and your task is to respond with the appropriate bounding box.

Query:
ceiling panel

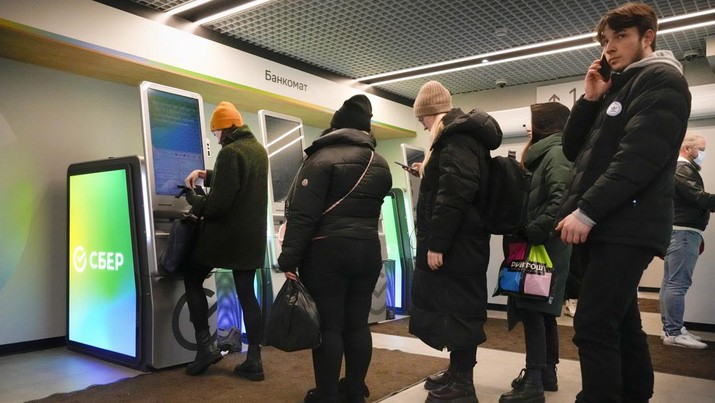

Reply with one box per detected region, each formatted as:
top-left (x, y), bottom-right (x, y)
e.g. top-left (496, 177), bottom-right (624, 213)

top-left (121, 0), bottom-right (715, 101)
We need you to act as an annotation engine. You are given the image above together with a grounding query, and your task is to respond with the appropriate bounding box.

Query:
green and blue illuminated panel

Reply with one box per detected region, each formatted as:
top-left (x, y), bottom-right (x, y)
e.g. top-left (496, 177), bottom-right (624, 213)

top-left (68, 168), bottom-right (138, 358)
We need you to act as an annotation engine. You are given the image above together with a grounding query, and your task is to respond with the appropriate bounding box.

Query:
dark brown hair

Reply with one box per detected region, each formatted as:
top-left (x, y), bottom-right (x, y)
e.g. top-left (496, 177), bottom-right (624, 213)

top-left (595, 2), bottom-right (658, 51)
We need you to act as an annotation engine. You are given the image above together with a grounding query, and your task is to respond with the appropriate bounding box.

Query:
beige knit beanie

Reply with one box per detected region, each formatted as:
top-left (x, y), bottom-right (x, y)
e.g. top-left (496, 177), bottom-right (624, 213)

top-left (413, 81), bottom-right (453, 118)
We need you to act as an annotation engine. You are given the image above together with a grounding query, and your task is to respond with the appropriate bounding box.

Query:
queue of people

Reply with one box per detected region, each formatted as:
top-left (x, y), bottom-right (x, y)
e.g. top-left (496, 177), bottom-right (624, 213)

top-left (176, 2), bottom-right (701, 403)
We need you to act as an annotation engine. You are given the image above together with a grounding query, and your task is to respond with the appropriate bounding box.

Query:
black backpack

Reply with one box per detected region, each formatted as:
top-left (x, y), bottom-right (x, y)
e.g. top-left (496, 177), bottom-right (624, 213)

top-left (480, 154), bottom-right (531, 235)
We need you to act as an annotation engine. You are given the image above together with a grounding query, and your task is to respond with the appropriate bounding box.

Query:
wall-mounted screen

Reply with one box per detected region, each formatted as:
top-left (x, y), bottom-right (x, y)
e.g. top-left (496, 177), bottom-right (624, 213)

top-left (258, 110), bottom-right (305, 215)
top-left (67, 158), bottom-right (142, 367)
top-left (139, 81), bottom-right (208, 215)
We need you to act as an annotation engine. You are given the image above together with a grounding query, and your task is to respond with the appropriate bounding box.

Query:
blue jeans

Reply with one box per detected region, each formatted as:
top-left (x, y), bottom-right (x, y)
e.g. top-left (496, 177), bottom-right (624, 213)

top-left (660, 230), bottom-right (701, 336)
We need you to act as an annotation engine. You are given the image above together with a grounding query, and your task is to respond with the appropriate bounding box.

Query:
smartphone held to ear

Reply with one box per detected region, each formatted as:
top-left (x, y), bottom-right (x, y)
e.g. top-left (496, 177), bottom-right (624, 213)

top-left (599, 52), bottom-right (612, 81)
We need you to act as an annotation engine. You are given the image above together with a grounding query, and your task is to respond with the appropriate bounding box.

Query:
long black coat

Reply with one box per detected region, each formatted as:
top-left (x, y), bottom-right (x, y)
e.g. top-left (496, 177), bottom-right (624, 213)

top-left (559, 53), bottom-right (691, 256)
top-left (409, 108), bottom-right (502, 351)
top-left (187, 126), bottom-right (268, 271)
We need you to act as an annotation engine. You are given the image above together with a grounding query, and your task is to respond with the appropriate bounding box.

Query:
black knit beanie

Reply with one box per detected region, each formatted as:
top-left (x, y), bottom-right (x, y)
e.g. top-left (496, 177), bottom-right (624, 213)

top-left (330, 94), bottom-right (373, 132)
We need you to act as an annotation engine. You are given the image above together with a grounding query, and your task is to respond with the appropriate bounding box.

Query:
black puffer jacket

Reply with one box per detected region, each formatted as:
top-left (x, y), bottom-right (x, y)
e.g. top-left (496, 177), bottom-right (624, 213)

top-left (278, 129), bottom-right (392, 271)
top-left (559, 51), bottom-right (691, 255)
top-left (673, 159), bottom-right (715, 230)
top-left (409, 108), bottom-right (502, 351)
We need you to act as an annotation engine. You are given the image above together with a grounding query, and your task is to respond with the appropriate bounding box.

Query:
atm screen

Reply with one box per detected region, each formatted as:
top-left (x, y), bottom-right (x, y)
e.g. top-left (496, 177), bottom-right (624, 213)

top-left (145, 87), bottom-right (205, 196)
top-left (258, 110), bottom-right (305, 214)
top-left (67, 167), bottom-right (138, 360)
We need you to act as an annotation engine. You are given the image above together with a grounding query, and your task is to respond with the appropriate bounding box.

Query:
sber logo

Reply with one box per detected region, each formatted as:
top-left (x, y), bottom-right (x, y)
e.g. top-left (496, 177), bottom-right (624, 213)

top-left (73, 246), bottom-right (125, 273)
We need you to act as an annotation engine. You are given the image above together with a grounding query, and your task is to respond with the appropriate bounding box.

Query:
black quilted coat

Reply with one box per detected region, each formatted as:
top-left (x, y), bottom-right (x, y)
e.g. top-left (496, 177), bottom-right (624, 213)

top-left (409, 108), bottom-right (502, 351)
top-left (278, 128), bottom-right (392, 271)
top-left (559, 53), bottom-right (691, 256)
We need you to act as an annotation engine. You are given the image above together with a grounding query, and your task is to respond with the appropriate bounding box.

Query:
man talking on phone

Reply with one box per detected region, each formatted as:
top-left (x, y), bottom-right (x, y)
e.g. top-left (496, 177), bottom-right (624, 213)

top-left (554, 3), bottom-right (691, 402)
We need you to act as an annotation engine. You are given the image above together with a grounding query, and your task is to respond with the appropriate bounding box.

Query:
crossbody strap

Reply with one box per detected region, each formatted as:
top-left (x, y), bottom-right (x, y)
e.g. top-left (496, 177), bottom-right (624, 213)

top-left (323, 151), bottom-right (374, 215)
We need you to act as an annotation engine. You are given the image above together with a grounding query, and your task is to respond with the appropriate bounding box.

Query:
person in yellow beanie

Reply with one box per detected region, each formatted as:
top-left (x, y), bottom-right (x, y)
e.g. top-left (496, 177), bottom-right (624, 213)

top-left (182, 101), bottom-right (268, 380)
top-left (409, 80), bottom-right (503, 403)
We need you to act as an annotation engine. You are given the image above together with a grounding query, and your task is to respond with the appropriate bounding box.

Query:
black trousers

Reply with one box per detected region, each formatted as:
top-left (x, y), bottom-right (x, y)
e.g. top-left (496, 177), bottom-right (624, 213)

top-left (519, 309), bottom-right (559, 370)
top-left (183, 266), bottom-right (264, 345)
top-left (299, 237), bottom-right (382, 401)
top-left (565, 244), bottom-right (585, 300)
top-left (574, 242), bottom-right (654, 403)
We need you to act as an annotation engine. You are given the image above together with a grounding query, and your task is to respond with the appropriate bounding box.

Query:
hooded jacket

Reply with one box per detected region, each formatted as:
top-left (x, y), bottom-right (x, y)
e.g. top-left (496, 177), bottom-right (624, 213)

top-left (409, 108), bottom-right (503, 351)
top-left (559, 50), bottom-right (691, 255)
top-left (278, 128), bottom-right (392, 271)
top-left (187, 125), bottom-right (268, 270)
top-left (509, 129), bottom-right (572, 321)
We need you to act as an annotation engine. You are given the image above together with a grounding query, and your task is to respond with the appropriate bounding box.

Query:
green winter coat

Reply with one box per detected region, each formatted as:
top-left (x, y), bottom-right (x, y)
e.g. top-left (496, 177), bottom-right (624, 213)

top-left (508, 132), bottom-right (572, 327)
top-left (186, 125), bottom-right (268, 271)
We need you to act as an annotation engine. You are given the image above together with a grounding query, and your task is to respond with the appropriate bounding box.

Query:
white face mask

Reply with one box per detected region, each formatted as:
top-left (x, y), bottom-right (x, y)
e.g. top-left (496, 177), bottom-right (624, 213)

top-left (694, 150), bottom-right (705, 165)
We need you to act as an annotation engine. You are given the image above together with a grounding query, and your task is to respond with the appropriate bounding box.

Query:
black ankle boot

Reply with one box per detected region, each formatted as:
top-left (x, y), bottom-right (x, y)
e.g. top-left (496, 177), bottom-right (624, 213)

top-left (185, 329), bottom-right (223, 375)
top-left (234, 344), bottom-right (264, 381)
top-left (426, 370), bottom-right (478, 403)
top-left (499, 368), bottom-right (544, 403)
top-left (425, 366), bottom-right (454, 391)
top-left (541, 364), bottom-right (557, 391)
top-left (339, 377), bottom-right (370, 403)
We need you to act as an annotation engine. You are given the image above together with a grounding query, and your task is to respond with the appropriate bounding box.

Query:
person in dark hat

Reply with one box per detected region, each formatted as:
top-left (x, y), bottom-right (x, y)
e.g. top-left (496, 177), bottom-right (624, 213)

top-left (278, 94), bottom-right (392, 403)
top-left (499, 102), bottom-right (572, 403)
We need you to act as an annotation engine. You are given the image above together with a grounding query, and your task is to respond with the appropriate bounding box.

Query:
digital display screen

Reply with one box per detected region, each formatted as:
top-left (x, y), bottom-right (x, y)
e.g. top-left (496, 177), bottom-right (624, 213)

top-left (68, 169), bottom-right (138, 358)
top-left (146, 88), bottom-right (205, 196)
top-left (262, 113), bottom-right (304, 203)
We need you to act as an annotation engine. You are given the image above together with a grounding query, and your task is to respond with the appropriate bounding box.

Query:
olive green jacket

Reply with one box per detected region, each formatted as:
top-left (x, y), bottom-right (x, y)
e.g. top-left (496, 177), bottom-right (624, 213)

top-left (187, 125), bottom-right (268, 270)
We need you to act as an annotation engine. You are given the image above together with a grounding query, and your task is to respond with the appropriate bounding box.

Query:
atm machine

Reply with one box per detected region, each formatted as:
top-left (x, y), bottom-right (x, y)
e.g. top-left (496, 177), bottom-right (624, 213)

top-left (379, 145), bottom-right (424, 315)
top-left (67, 82), bottom-right (217, 370)
top-left (258, 109), bottom-right (306, 317)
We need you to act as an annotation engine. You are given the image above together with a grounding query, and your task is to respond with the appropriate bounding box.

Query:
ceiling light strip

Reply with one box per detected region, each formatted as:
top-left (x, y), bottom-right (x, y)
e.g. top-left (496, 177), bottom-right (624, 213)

top-left (360, 9), bottom-right (715, 86)
top-left (363, 38), bottom-right (597, 85)
top-left (165, 0), bottom-right (214, 16)
top-left (194, 0), bottom-right (271, 25)
top-left (372, 43), bottom-right (598, 86)
top-left (358, 33), bottom-right (595, 82)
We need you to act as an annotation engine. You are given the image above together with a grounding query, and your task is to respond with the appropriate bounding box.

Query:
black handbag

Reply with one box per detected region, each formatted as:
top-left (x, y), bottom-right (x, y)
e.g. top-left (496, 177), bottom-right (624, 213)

top-left (265, 277), bottom-right (321, 352)
top-left (159, 214), bottom-right (199, 274)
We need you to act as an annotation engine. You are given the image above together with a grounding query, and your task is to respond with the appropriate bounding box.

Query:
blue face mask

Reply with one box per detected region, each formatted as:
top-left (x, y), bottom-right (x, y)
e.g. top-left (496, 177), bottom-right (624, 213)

top-left (694, 150), bottom-right (705, 166)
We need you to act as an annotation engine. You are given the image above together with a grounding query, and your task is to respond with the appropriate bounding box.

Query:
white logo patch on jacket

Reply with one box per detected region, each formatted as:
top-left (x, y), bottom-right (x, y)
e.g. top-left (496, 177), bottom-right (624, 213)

top-left (607, 101), bottom-right (623, 116)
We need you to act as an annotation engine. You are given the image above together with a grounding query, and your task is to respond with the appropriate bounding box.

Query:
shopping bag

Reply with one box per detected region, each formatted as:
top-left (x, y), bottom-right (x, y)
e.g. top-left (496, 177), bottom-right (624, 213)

top-left (265, 277), bottom-right (321, 352)
top-left (493, 242), bottom-right (555, 300)
top-left (159, 214), bottom-right (199, 274)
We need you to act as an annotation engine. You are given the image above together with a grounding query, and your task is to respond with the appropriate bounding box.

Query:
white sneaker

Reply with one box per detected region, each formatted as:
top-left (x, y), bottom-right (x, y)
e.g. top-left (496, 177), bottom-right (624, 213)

top-left (663, 334), bottom-right (707, 349)
top-left (564, 299), bottom-right (577, 318)
top-left (681, 327), bottom-right (703, 341)
top-left (661, 327), bottom-right (703, 341)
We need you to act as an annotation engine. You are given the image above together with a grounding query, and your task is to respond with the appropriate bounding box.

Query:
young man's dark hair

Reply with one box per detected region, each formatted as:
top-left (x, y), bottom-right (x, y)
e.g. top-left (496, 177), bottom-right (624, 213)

top-left (595, 2), bottom-right (658, 51)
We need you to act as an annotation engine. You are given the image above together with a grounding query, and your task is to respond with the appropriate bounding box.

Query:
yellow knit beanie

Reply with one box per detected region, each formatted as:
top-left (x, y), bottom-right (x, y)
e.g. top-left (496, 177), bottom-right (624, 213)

top-left (210, 101), bottom-right (243, 131)
top-left (413, 81), bottom-right (453, 118)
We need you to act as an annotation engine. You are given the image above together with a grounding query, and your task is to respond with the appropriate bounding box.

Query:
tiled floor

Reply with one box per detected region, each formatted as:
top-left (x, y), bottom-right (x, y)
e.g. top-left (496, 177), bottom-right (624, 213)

top-left (1, 292), bottom-right (713, 402)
